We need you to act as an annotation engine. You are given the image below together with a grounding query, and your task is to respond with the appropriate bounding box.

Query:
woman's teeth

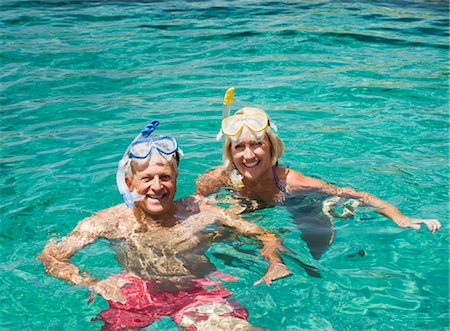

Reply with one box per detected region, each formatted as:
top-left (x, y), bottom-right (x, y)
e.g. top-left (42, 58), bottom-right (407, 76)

top-left (243, 160), bottom-right (259, 168)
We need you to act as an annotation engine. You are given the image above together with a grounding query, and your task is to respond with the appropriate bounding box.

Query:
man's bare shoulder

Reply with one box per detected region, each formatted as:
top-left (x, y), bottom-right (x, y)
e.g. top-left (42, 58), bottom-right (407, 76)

top-left (74, 204), bottom-right (135, 240)
top-left (199, 201), bottom-right (225, 215)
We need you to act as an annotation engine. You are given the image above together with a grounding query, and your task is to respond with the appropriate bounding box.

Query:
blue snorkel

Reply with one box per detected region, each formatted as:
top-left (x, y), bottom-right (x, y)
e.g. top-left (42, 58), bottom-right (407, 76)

top-left (116, 121), bottom-right (160, 208)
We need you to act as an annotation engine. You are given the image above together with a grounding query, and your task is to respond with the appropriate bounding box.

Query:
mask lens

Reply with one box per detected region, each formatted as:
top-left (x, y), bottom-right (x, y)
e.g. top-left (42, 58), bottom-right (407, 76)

top-left (154, 137), bottom-right (177, 154)
top-left (130, 140), bottom-right (151, 158)
top-left (129, 137), bottom-right (177, 158)
top-left (222, 114), bottom-right (269, 136)
top-left (246, 114), bottom-right (268, 132)
top-left (222, 117), bottom-right (242, 136)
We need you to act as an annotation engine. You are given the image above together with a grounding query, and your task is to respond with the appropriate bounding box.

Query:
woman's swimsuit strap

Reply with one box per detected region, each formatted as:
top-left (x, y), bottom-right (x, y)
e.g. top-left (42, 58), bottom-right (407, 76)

top-left (272, 166), bottom-right (292, 198)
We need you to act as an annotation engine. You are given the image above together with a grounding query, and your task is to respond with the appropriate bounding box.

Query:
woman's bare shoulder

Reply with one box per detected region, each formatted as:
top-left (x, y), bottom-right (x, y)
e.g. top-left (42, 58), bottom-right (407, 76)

top-left (283, 166), bottom-right (326, 192)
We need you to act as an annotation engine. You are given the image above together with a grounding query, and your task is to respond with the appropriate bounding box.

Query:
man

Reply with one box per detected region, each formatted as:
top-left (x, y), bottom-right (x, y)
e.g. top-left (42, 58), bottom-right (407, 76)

top-left (38, 121), bottom-right (291, 331)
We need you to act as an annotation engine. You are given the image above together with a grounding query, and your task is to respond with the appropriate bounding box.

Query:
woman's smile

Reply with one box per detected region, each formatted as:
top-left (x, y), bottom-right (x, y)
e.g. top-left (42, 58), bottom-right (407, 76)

top-left (242, 159), bottom-right (260, 168)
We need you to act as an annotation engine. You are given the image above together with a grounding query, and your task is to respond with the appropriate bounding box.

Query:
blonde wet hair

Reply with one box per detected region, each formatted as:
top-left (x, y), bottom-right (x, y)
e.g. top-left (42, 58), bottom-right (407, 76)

top-left (223, 107), bottom-right (284, 174)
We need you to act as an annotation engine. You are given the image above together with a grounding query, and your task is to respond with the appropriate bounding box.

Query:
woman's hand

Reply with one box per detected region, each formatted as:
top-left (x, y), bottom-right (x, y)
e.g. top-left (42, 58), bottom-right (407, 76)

top-left (254, 262), bottom-right (292, 286)
top-left (397, 217), bottom-right (442, 233)
top-left (91, 276), bottom-right (131, 303)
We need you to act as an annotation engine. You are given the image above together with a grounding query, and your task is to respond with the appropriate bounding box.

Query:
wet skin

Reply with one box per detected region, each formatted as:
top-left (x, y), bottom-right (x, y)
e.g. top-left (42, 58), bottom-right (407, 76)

top-left (196, 130), bottom-right (441, 264)
top-left (38, 162), bottom-right (291, 302)
top-left (231, 136), bottom-right (272, 183)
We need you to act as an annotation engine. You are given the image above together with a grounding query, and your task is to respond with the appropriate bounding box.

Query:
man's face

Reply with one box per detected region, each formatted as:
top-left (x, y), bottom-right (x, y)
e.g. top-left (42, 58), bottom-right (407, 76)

top-left (128, 160), bottom-right (178, 217)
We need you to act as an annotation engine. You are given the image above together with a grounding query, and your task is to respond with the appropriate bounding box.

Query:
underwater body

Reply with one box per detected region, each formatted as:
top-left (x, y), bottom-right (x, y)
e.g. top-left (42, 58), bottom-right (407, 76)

top-left (1, 0), bottom-right (449, 330)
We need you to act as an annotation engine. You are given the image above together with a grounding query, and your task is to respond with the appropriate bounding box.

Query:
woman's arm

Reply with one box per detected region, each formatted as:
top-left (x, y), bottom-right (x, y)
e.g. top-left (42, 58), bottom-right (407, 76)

top-left (195, 166), bottom-right (230, 197)
top-left (287, 170), bottom-right (441, 233)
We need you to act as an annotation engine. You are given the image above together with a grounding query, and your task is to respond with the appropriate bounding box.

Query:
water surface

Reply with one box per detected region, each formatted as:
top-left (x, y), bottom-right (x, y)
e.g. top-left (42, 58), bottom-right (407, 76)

top-left (1, 0), bottom-right (448, 330)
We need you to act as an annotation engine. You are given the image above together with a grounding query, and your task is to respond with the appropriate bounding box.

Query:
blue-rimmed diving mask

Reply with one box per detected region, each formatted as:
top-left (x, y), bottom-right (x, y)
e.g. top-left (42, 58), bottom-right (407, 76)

top-left (116, 120), bottom-right (183, 208)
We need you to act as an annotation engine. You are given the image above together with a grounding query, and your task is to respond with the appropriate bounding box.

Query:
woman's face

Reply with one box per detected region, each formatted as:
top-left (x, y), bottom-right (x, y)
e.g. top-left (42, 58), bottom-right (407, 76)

top-left (231, 135), bottom-right (272, 181)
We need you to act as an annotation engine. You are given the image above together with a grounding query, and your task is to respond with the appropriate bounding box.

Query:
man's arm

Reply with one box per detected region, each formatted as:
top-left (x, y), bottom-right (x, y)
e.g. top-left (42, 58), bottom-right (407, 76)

top-left (37, 208), bottom-right (129, 302)
top-left (207, 204), bottom-right (292, 285)
top-left (37, 216), bottom-right (101, 287)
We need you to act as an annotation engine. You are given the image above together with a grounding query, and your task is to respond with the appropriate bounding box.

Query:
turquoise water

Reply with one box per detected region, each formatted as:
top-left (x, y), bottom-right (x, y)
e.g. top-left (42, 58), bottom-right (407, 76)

top-left (1, 0), bottom-right (449, 330)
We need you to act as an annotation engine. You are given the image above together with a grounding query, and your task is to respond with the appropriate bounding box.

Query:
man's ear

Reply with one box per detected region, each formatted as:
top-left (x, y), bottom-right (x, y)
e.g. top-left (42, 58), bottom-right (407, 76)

top-left (125, 176), bottom-right (133, 189)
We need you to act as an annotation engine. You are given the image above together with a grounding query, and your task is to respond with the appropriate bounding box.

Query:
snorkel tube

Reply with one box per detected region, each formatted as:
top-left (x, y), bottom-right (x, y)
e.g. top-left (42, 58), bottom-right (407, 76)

top-left (219, 87), bottom-right (244, 188)
top-left (116, 121), bottom-right (159, 208)
top-left (116, 158), bottom-right (143, 208)
top-left (217, 87), bottom-right (235, 146)
top-left (223, 87), bottom-right (235, 119)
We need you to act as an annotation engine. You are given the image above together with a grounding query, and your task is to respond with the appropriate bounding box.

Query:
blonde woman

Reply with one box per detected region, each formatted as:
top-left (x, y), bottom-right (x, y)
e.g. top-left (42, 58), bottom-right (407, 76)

top-left (196, 107), bottom-right (441, 259)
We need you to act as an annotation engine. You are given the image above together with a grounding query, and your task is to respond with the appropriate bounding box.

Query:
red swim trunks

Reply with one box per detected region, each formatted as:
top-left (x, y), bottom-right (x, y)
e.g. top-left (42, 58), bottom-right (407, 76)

top-left (94, 274), bottom-right (248, 331)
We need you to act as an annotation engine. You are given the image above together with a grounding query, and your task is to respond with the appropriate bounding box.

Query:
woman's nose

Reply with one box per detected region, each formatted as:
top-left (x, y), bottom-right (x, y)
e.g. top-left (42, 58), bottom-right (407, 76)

top-left (243, 146), bottom-right (255, 158)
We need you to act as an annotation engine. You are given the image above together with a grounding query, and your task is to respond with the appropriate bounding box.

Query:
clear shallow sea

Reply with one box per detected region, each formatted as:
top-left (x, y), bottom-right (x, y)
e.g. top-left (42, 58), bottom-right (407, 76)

top-left (0, 0), bottom-right (448, 330)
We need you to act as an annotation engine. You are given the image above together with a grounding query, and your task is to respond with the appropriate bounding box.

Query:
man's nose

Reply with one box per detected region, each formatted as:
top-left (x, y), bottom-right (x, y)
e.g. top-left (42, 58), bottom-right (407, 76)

top-left (150, 176), bottom-right (162, 190)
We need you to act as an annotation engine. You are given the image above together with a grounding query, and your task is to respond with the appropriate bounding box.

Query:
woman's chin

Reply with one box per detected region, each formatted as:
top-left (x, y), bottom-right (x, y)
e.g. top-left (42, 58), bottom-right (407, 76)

top-left (242, 168), bottom-right (263, 181)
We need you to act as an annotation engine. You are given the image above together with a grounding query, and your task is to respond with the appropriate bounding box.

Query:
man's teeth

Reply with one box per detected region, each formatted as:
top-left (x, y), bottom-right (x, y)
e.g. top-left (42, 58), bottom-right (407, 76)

top-left (147, 194), bottom-right (164, 199)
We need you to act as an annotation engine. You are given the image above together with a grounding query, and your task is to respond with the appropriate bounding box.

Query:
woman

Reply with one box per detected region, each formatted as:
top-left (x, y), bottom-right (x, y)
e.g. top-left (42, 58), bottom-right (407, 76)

top-left (196, 107), bottom-right (441, 259)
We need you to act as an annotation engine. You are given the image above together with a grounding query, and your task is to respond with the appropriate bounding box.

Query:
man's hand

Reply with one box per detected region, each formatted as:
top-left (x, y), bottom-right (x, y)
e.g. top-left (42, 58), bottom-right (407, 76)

top-left (91, 276), bottom-right (131, 303)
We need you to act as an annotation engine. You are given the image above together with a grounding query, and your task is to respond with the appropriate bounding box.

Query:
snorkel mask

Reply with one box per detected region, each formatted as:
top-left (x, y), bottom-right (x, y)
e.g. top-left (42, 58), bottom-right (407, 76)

top-left (116, 120), bottom-right (183, 208)
top-left (216, 111), bottom-right (278, 141)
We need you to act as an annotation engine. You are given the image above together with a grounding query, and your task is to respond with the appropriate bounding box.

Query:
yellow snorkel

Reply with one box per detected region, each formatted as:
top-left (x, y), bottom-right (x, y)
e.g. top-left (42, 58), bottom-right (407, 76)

top-left (221, 87), bottom-right (244, 188)
top-left (223, 87), bottom-right (235, 117)
top-left (221, 87), bottom-right (235, 160)
top-left (216, 87), bottom-right (235, 142)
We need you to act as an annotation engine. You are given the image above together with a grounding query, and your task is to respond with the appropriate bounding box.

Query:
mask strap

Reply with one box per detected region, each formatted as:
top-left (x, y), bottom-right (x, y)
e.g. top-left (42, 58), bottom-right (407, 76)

top-left (269, 120), bottom-right (278, 132)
